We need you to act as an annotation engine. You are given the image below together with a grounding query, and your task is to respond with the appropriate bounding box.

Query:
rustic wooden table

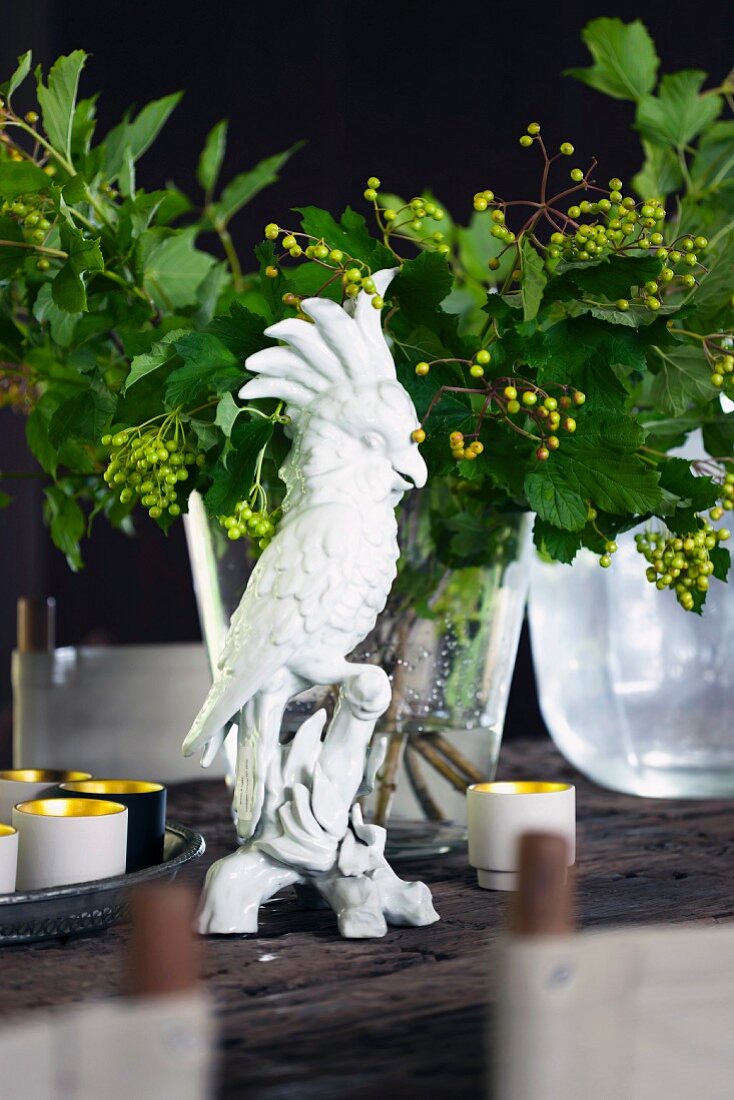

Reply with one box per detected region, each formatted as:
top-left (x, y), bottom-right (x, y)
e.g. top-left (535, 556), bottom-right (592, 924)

top-left (1, 738), bottom-right (733, 1099)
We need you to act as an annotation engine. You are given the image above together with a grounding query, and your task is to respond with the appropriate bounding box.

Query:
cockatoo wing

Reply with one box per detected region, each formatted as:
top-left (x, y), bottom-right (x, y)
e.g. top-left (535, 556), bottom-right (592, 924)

top-left (182, 503), bottom-right (360, 758)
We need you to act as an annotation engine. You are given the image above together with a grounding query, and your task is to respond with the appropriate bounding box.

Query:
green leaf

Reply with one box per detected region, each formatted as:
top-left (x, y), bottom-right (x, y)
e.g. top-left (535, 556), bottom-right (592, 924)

top-left (48, 386), bottom-right (115, 446)
top-left (549, 255), bottom-right (663, 303)
top-left (61, 223), bottom-right (104, 275)
top-left (703, 415), bottom-right (734, 458)
top-left (36, 50), bottom-right (87, 161)
top-left (0, 490), bottom-right (11, 509)
top-left (43, 485), bottom-right (85, 570)
top-left (685, 236), bottom-right (734, 319)
top-left (554, 447), bottom-right (661, 516)
top-left (690, 121), bottom-right (734, 192)
top-left (632, 140), bottom-right (684, 199)
top-left (709, 545), bottom-right (731, 583)
top-left (70, 96), bottom-right (98, 159)
top-left (204, 417), bottom-right (273, 515)
top-left (650, 345), bottom-right (717, 415)
top-left (520, 238), bottom-right (546, 322)
top-left (207, 302), bottom-right (270, 360)
top-left (61, 172), bottom-right (88, 203)
top-left (392, 251), bottom-right (452, 319)
top-left (103, 93), bottom-right (182, 180)
top-left (533, 518), bottom-right (581, 564)
top-left (26, 400), bottom-right (60, 475)
top-left (636, 71), bottom-right (722, 149)
top-left (457, 213), bottom-right (513, 284)
top-left (0, 159), bottom-right (51, 197)
top-left (118, 146), bottom-right (136, 198)
top-left (214, 392), bottom-right (242, 437)
top-left (124, 328), bottom-right (189, 392)
top-left (197, 119), bottom-right (228, 194)
top-left (524, 463), bottom-right (588, 531)
top-left (297, 205), bottom-right (395, 272)
top-left (527, 317), bottom-right (641, 410)
top-left (193, 260), bottom-right (229, 327)
top-left (657, 457), bottom-right (719, 515)
top-left (1, 50), bottom-right (32, 102)
top-left (165, 332), bottom-right (239, 406)
top-left (565, 18), bottom-right (658, 101)
top-left (52, 261), bottom-right (87, 312)
top-left (0, 215), bottom-right (25, 278)
top-left (139, 228), bottom-right (214, 311)
top-left (211, 144), bottom-right (303, 227)
top-left (33, 283), bottom-right (81, 346)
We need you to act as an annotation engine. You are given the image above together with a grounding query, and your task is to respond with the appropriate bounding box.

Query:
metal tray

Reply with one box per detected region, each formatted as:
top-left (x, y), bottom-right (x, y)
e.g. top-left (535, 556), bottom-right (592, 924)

top-left (0, 821), bottom-right (205, 945)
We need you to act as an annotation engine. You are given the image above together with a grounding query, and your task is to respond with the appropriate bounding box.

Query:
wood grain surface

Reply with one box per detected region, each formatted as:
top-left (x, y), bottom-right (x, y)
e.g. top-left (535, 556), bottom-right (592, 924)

top-left (1, 738), bottom-right (732, 1099)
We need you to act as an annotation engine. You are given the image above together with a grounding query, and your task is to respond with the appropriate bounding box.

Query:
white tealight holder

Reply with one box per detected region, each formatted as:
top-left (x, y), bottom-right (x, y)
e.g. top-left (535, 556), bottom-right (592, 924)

top-left (0, 824), bottom-right (18, 893)
top-left (13, 798), bottom-right (128, 891)
top-left (467, 781), bottom-right (576, 891)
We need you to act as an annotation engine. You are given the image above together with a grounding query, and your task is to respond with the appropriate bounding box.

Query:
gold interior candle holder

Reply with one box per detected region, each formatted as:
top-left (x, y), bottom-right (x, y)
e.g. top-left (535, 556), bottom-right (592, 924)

top-left (14, 798), bottom-right (127, 818)
top-left (60, 780), bottom-right (164, 795)
top-left (470, 781), bottom-right (572, 795)
top-left (0, 769), bottom-right (91, 783)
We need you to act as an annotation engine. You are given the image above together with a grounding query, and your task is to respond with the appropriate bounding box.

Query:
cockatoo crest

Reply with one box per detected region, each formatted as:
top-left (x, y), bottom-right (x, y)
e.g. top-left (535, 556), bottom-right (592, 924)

top-left (239, 268), bottom-right (398, 415)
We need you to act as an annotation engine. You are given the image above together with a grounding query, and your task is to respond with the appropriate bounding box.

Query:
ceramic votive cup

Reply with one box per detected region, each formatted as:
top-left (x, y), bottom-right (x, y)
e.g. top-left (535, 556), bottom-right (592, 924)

top-left (467, 781), bottom-right (576, 891)
top-left (57, 779), bottom-right (167, 872)
top-left (0, 769), bottom-right (92, 826)
top-left (13, 798), bottom-right (128, 891)
top-left (0, 825), bottom-right (18, 893)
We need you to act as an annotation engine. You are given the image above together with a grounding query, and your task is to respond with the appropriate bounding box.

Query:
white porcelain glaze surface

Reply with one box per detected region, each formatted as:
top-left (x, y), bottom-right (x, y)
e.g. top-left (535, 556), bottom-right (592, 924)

top-left (0, 828), bottom-right (17, 893)
top-left (13, 801), bottom-right (128, 891)
top-left (184, 271), bottom-right (439, 937)
top-left (467, 782), bottom-right (576, 891)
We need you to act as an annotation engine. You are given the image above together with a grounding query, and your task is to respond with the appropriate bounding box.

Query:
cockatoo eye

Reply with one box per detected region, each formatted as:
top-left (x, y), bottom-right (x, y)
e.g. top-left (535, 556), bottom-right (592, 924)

top-left (363, 431), bottom-right (384, 450)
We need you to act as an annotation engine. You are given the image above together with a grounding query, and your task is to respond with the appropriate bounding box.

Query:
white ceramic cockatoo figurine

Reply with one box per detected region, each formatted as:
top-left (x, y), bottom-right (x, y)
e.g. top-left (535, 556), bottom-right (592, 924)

top-left (182, 268), bottom-right (439, 938)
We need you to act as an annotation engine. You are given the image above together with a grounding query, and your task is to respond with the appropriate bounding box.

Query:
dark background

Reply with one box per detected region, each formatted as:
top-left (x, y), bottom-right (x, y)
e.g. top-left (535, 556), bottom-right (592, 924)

top-left (1, 1), bottom-right (732, 759)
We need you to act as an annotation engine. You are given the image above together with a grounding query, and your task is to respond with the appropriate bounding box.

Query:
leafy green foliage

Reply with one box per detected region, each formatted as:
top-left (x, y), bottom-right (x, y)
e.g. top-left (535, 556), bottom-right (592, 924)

top-left (637, 71), bottom-right (722, 149)
top-left (36, 51), bottom-right (87, 160)
top-left (565, 18), bottom-right (659, 101)
top-left (0, 28), bottom-right (731, 615)
top-left (0, 48), bottom-right (303, 566)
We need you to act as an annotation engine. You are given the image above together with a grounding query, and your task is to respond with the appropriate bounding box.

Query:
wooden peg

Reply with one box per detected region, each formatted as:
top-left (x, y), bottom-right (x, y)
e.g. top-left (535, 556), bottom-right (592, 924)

top-left (127, 882), bottom-right (198, 997)
top-left (509, 831), bottom-right (574, 935)
top-left (16, 596), bottom-right (56, 653)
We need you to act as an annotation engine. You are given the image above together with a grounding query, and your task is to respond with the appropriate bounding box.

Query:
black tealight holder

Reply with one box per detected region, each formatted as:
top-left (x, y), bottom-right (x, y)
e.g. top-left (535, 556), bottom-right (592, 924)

top-left (56, 780), bottom-right (167, 873)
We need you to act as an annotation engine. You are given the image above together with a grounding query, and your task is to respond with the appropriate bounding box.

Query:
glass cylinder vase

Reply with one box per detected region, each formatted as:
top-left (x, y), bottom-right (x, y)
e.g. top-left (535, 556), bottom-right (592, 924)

top-left (529, 523), bottom-right (734, 798)
top-left (184, 491), bottom-right (531, 853)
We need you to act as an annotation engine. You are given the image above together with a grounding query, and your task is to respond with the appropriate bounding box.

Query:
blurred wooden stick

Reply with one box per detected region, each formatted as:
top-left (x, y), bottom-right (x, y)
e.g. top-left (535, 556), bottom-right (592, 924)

top-left (510, 832), bottom-right (574, 936)
top-left (127, 882), bottom-right (198, 996)
top-left (404, 747), bottom-right (443, 820)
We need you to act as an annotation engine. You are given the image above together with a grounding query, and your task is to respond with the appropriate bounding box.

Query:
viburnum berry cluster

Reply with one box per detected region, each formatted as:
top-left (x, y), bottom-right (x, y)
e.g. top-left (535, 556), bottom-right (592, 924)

top-left (411, 352), bottom-right (585, 462)
top-left (263, 213), bottom-right (391, 313)
top-left (471, 121), bottom-right (707, 312)
top-left (101, 415), bottom-right (203, 519)
top-left (217, 500), bottom-right (277, 549)
top-left (363, 177), bottom-right (450, 257)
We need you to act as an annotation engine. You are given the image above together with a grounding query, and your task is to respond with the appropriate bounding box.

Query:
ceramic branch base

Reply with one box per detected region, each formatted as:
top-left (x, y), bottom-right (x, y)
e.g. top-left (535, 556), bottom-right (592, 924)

top-left (197, 826), bottom-right (438, 939)
top-left (197, 670), bottom-right (439, 939)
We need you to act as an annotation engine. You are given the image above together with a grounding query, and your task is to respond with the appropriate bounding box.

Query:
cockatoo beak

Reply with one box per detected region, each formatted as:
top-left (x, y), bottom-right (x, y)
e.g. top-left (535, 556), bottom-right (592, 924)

top-left (393, 446), bottom-right (428, 490)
